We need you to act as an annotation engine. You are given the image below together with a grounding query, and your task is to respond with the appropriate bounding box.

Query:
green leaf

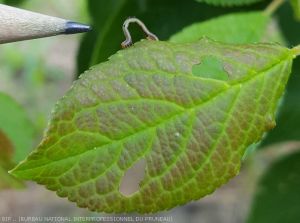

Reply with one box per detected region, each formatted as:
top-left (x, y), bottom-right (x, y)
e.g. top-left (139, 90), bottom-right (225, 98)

top-left (290, 0), bottom-right (300, 20)
top-left (0, 130), bottom-right (24, 190)
top-left (169, 12), bottom-right (270, 44)
top-left (0, 93), bottom-right (35, 162)
top-left (11, 39), bottom-right (294, 213)
top-left (195, 0), bottom-right (263, 6)
top-left (247, 150), bottom-right (300, 223)
top-left (0, 0), bottom-right (26, 6)
top-left (77, 0), bottom-right (127, 75)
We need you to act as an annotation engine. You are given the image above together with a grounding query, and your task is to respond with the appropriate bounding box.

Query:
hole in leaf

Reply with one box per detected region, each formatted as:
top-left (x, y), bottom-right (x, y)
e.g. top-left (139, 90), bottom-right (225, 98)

top-left (192, 56), bottom-right (229, 81)
top-left (119, 158), bottom-right (146, 197)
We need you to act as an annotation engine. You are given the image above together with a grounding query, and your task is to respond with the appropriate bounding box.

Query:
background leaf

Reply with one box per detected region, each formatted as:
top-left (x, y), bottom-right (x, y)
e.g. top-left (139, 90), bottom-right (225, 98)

top-left (12, 39), bottom-right (294, 213)
top-left (169, 12), bottom-right (270, 44)
top-left (247, 150), bottom-right (300, 223)
top-left (0, 0), bottom-right (27, 6)
top-left (0, 93), bottom-right (35, 162)
top-left (195, 0), bottom-right (264, 7)
top-left (290, 0), bottom-right (300, 20)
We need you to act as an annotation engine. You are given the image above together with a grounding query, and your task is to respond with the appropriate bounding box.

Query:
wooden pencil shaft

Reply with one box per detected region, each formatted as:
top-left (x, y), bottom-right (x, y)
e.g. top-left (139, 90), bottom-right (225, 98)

top-left (0, 4), bottom-right (90, 44)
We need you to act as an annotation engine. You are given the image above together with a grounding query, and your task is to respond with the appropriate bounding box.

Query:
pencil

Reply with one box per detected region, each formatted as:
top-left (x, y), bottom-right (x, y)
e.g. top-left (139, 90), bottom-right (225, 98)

top-left (0, 4), bottom-right (91, 44)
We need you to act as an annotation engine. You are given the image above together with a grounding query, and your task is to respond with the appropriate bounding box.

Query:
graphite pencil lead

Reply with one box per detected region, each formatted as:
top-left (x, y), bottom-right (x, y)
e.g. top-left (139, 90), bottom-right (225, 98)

top-left (64, 21), bottom-right (92, 34)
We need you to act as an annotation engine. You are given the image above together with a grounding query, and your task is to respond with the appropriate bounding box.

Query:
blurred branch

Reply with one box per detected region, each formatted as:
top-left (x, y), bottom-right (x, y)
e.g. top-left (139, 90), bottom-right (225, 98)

top-left (264, 0), bottom-right (286, 15)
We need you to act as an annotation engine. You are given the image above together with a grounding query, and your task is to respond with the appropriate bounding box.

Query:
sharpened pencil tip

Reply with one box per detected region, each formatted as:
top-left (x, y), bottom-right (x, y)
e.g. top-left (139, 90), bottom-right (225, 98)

top-left (64, 21), bottom-right (92, 34)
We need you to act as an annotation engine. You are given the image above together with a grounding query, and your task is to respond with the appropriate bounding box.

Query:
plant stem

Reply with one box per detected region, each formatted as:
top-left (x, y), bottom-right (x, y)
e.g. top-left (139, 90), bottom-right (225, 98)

top-left (264, 0), bottom-right (286, 16)
top-left (292, 45), bottom-right (300, 57)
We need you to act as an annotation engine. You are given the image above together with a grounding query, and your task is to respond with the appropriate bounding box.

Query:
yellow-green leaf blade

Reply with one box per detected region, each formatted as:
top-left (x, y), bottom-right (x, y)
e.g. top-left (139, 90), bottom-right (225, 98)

top-left (11, 39), bottom-right (293, 213)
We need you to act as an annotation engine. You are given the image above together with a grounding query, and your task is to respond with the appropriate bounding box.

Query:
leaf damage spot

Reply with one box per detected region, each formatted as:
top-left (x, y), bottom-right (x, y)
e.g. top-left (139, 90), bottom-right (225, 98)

top-left (119, 158), bottom-right (146, 197)
top-left (192, 56), bottom-right (229, 81)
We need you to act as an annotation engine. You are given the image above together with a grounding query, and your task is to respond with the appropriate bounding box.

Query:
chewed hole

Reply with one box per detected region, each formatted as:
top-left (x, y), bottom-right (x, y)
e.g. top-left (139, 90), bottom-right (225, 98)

top-left (192, 56), bottom-right (229, 81)
top-left (119, 158), bottom-right (146, 197)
